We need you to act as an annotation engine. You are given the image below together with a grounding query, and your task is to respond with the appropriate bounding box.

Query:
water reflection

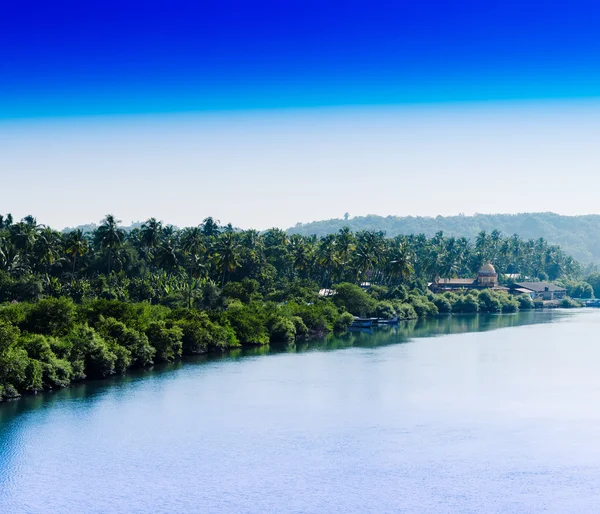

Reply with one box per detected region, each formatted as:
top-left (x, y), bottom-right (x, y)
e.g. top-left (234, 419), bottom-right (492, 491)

top-left (0, 309), bottom-right (593, 513)
top-left (0, 310), bottom-right (571, 424)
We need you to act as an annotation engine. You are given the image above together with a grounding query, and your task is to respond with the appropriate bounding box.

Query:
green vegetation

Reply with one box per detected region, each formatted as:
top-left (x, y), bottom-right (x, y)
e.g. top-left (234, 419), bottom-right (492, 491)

top-left (289, 212), bottom-right (600, 265)
top-left (0, 213), bottom-right (587, 400)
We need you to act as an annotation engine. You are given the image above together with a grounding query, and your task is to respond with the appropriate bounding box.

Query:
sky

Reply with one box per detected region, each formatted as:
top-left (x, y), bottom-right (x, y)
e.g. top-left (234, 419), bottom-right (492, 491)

top-left (1, 0), bottom-right (600, 229)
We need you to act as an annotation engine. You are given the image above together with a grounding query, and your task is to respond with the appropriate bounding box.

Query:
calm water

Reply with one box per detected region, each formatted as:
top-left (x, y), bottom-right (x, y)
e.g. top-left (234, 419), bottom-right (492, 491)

top-left (2, 310), bottom-right (600, 513)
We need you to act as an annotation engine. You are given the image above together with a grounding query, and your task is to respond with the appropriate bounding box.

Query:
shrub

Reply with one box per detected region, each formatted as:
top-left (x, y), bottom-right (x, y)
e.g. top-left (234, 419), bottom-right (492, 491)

top-left (432, 295), bottom-right (452, 314)
top-left (44, 356), bottom-right (73, 388)
top-left (20, 334), bottom-right (72, 389)
top-left (334, 311), bottom-right (354, 332)
top-left (453, 295), bottom-right (479, 313)
top-left (0, 302), bottom-right (27, 325)
top-left (560, 297), bottom-right (581, 308)
top-left (368, 285), bottom-right (389, 301)
top-left (291, 316), bottom-right (309, 337)
top-left (569, 282), bottom-right (594, 299)
top-left (145, 321), bottom-right (183, 362)
top-left (222, 279), bottom-right (262, 303)
top-left (501, 297), bottom-right (519, 313)
top-left (225, 301), bottom-right (269, 345)
top-left (68, 324), bottom-right (117, 378)
top-left (23, 359), bottom-right (44, 393)
top-left (22, 297), bottom-right (76, 336)
top-left (108, 343), bottom-right (132, 374)
top-left (0, 322), bottom-right (29, 396)
top-left (388, 285), bottom-right (409, 302)
top-left (478, 290), bottom-right (502, 313)
top-left (374, 301), bottom-right (396, 319)
top-left (172, 310), bottom-right (239, 354)
top-left (269, 317), bottom-right (296, 343)
top-left (286, 300), bottom-right (340, 333)
top-left (95, 317), bottom-right (155, 367)
top-left (409, 295), bottom-right (438, 317)
top-left (332, 283), bottom-right (376, 317)
top-left (397, 303), bottom-right (417, 319)
top-left (585, 273), bottom-right (600, 299)
top-left (516, 294), bottom-right (535, 310)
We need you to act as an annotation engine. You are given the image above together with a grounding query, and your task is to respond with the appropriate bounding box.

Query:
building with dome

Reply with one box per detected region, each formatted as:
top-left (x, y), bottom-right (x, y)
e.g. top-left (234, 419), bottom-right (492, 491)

top-left (430, 262), bottom-right (505, 293)
top-left (476, 262), bottom-right (498, 287)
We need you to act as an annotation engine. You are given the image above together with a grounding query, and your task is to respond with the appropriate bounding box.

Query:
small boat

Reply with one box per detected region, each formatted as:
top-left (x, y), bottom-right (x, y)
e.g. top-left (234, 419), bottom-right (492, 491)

top-left (351, 317), bottom-right (373, 328)
top-left (377, 316), bottom-right (399, 324)
top-left (582, 299), bottom-right (600, 308)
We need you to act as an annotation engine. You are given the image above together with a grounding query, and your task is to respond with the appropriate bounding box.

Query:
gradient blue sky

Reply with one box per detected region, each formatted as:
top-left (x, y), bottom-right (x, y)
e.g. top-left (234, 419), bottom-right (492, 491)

top-left (1, 1), bottom-right (600, 228)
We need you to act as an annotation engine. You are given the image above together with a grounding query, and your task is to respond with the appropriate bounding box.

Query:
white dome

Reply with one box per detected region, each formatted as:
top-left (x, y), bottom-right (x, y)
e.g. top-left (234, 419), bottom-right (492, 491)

top-left (479, 262), bottom-right (497, 274)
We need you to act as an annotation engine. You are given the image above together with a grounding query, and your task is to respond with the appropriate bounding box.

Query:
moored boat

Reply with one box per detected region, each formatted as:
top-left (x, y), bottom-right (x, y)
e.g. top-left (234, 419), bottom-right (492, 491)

top-left (351, 317), bottom-right (373, 328)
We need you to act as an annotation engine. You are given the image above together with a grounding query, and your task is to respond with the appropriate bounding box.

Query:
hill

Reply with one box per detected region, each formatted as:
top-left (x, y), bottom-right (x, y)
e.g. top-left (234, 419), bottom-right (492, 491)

top-left (288, 213), bottom-right (600, 264)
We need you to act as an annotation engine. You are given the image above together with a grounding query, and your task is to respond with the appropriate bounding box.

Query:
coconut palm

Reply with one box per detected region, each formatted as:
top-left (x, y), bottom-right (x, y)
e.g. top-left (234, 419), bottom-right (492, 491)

top-left (65, 229), bottom-right (89, 274)
top-left (384, 239), bottom-right (414, 286)
top-left (10, 219), bottom-right (40, 269)
top-left (214, 232), bottom-right (241, 285)
top-left (140, 218), bottom-right (163, 252)
top-left (289, 234), bottom-right (314, 277)
top-left (94, 214), bottom-right (126, 276)
top-left (35, 227), bottom-right (64, 275)
top-left (201, 217), bottom-right (221, 238)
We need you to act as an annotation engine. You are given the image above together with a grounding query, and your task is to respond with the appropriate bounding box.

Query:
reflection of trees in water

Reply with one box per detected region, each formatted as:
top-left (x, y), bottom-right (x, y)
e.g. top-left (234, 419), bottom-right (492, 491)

top-left (0, 310), bottom-right (570, 428)
top-left (285, 310), bottom-right (566, 353)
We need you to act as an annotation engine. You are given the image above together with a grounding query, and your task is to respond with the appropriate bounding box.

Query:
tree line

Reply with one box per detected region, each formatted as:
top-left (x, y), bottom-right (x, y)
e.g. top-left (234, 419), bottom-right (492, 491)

top-left (0, 213), bottom-right (581, 306)
top-left (290, 212), bottom-right (600, 265)
top-left (0, 212), bottom-right (585, 401)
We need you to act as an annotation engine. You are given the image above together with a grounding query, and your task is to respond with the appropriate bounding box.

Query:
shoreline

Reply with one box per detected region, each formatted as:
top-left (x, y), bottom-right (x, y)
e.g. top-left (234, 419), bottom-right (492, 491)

top-left (0, 309), bottom-right (574, 406)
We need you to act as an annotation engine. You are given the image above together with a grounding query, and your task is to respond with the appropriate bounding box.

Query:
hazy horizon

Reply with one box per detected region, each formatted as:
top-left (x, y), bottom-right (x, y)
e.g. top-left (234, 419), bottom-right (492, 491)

top-left (9, 207), bottom-right (600, 234)
top-left (3, 99), bottom-right (600, 231)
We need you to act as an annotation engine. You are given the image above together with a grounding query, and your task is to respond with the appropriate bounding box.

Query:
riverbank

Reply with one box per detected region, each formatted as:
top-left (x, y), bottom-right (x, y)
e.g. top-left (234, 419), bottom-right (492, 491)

top-left (0, 309), bottom-right (571, 410)
top-left (0, 295), bottom-right (576, 403)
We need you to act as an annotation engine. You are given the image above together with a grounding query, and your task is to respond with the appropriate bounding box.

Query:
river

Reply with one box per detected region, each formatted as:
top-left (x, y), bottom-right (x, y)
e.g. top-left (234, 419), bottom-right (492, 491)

top-left (1, 310), bottom-right (600, 513)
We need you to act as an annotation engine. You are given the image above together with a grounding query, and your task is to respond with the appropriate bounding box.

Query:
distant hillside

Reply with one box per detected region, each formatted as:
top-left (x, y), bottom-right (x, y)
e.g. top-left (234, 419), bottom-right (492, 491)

top-left (288, 213), bottom-right (600, 264)
top-left (63, 221), bottom-right (145, 234)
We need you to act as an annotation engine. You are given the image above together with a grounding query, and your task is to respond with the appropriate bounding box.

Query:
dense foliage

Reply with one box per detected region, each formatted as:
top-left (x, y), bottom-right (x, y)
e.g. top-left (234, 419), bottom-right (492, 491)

top-left (290, 212), bottom-right (600, 265)
top-left (0, 213), bottom-right (587, 400)
top-left (0, 213), bottom-right (581, 302)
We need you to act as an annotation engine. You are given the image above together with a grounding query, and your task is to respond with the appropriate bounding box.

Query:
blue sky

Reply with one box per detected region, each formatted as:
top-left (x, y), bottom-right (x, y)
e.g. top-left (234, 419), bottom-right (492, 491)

top-left (1, 1), bottom-right (600, 228)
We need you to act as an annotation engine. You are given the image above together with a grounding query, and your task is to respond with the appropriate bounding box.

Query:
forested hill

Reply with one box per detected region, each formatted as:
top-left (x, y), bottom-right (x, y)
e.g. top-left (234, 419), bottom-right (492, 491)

top-left (288, 213), bottom-right (600, 264)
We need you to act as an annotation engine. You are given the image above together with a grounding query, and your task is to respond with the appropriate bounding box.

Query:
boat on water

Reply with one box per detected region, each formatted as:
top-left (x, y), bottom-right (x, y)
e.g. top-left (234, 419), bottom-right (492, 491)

top-left (580, 299), bottom-right (600, 308)
top-left (377, 316), bottom-right (399, 325)
top-left (351, 317), bottom-right (373, 328)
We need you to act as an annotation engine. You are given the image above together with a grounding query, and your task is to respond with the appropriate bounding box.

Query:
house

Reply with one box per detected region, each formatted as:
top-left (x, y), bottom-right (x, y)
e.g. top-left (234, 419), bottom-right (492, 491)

top-left (430, 262), bottom-right (509, 293)
top-left (509, 282), bottom-right (566, 301)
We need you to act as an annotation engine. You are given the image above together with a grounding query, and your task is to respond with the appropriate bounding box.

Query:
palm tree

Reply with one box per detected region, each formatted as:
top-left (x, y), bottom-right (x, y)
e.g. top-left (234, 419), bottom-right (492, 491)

top-left (353, 230), bottom-right (385, 284)
top-left (289, 234), bottom-right (314, 277)
top-left (140, 218), bottom-right (163, 251)
top-left (385, 239), bottom-right (414, 286)
top-left (475, 231), bottom-right (489, 263)
top-left (335, 227), bottom-right (356, 280)
top-left (201, 217), bottom-right (221, 238)
top-left (10, 219), bottom-right (40, 269)
top-left (316, 234), bottom-right (339, 287)
top-left (180, 227), bottom-right (206, 257)
top-left (35, 227), bottom-right (63, 275)
top-left (214, 232), bottom-right (241, 285)
top-left (0, 237), bottom-right (23, 273)
top-left (94, 214), bottom-right (125, 276)
top-left (0, 213), bottom-right (13, 230)
top-left (65, 229), bottom-right (89, 274)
